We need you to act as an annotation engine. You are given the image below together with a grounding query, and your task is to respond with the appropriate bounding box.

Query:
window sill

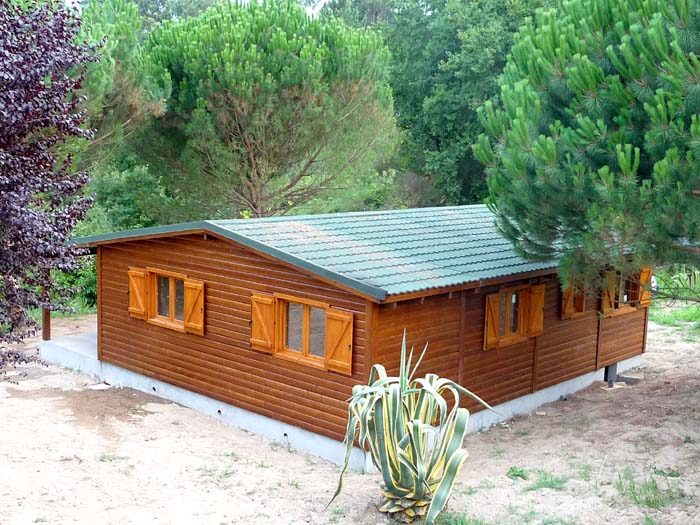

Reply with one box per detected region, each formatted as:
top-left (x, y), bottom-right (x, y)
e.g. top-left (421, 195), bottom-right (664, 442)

top-left (147, 316), bottom-right (186, 333)
top-left (486, 334), bottom-right (529, 350)
top-left (603, 305), bottom-right (639, 318)
top-left (562, 311), bottom-right (587, 321)
top-left (274, 349), bottom-right (326, 371)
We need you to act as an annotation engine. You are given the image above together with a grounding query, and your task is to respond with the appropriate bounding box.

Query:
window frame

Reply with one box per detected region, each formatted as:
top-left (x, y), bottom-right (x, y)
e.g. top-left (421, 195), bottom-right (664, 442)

top-left (603, 270), bottom-right (640, 318)
top-left (562, 287), bottom-right (586, 319)
top-left (146, 267), bottom-right (189, 332)
top-left (486, 284), bottom-right (530, 349)
top-left (498, 284), bottom-right (530, 346)
top-left (274, 293), bottom-right (329, 370)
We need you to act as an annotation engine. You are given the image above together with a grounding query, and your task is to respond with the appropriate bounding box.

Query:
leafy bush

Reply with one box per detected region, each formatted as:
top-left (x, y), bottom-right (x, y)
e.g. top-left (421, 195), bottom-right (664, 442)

top-left (52, 257), bottom-right (98, 309)
top-left (331, 333), bottom-right (490, 524)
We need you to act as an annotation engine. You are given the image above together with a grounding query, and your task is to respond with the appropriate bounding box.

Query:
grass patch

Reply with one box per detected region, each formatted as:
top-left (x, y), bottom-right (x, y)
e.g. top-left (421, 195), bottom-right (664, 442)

top-left (504, 505), bottom-right (576, 525)
top-left (615, 467), bottom-right (687, 508)
top-left (652, 466), bottom-right (681, 478)
top-left (507, 466), bottom-right (529, 480)
top-left (649, 305), bottom-right (700, 340)
top-left (578, 463), bottom-right (593, 482)
top-left (28, 298), bottom-right (96, 322)
top-left (525, 470), bottom-right (567, 491)
top-left (437, 513), bottom-right (491, 525)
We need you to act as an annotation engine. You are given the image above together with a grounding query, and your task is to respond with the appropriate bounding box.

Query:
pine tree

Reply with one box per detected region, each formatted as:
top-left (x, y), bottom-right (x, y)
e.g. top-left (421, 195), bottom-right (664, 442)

top-left (142, 0), bottom-right (396, 218)
top-left (473, 0), bottom-right (700, 286)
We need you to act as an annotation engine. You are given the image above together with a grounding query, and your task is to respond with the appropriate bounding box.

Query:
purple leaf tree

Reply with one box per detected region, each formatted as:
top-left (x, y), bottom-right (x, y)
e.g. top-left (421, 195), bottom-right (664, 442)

top-left (0, 1), bottom-right (95, 349)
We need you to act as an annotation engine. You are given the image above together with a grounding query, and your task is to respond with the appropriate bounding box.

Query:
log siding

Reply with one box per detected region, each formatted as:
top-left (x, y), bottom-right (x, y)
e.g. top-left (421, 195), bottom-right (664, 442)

top-left (98, 234), bottom-right (368, 441)
top-left (375, 275), bottom-right (647, 413)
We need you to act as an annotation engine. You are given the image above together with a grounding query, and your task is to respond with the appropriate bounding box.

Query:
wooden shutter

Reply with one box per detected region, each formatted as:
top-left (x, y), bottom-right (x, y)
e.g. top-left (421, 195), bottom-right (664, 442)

top-left (561, 288), bottom-right (575, 319)
top-left (250, 294), bottom-right (275, 353)
top-left (127, 268), bottom-right (147, 319)
top-left (483, 293), bottom-right (501, 350)
top-left (639, 267), bottom-right (653, 307)
top-left (184, 279), bottom-right (205, 335)
top-left (325, 308), bottom-right (353, 375)
top-left (602, 270), bottom-right (617, 314)
top-left (528, 284), bottom-right (546, 336)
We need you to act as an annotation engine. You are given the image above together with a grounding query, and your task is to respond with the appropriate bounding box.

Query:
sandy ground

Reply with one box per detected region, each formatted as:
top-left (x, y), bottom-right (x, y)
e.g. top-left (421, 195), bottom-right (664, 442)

top-left (1, 317), bottom-right (698, 525)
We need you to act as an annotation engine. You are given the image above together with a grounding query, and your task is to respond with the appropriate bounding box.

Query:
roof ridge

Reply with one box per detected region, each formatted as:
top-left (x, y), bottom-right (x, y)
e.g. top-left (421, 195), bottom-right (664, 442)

top-left (209, 203), bottom-right (489, 225)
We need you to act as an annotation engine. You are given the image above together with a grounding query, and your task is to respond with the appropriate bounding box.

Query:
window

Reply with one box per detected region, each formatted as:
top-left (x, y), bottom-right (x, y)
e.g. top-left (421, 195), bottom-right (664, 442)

top-left (156, 274), bottom-right (185, 322)
top-left (249, 293), bottom-right (353, 375)
top-left (484, 284), bottom-right (545, 350)
top-left (561, 287), bottom-right (586, 319)
top-left (279, 299), bottom-right (327, 366)
top-left (601, 268), bottom-right (653, 316)
top-left (127, 267), bottom-right (205, 335)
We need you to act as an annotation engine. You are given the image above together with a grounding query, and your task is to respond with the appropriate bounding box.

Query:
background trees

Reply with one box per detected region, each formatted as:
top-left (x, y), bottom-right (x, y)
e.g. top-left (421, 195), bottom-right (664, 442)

top-left (142, 0), bottom-right (395, 218)
top-left (77, 0), bottom-right (397, 226)
top-left (474, 0), bottom-right (700, 286)
top-left (0, 1), bottom-right (94, 345)
top-left (324, 0), bottom-right (547, 204)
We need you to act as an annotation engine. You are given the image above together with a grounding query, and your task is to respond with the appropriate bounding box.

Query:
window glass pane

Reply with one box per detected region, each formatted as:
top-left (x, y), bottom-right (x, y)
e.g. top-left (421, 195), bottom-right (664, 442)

top-left (174, 279), bottom-right (185, 321)
top-left (309, 307), bottom-right (326, 358)
top-left (285, 302), bottom-right (303, 352)
top-left (574, 292), bottom-right (585, 313)
top-left (617, 273), bottom-right (625, 307)
top-left (510, 292), bottom-right (520, 334)
top-left (499, 293), bottom-right (507, 336)
top-left (157, 276), bottom-right (170, 317)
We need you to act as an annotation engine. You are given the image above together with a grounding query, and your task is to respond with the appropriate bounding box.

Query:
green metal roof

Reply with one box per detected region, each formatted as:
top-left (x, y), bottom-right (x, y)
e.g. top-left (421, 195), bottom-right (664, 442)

top-left (75, 205), bottom-right (557, 301)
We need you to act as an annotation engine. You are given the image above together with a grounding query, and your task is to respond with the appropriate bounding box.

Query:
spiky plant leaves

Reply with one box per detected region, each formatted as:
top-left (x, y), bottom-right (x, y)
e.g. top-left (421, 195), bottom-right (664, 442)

top-left (330, 331), bottom-right (492, 524)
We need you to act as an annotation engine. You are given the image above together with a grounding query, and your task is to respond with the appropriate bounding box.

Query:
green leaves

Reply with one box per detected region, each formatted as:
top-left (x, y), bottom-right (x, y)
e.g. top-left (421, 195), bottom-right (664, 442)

top-left (329, 0), bottom-right (546, 204)
top-left (135, 0), bottom-right (395, 217)
top-left (475, 0), bottom-right (700, 286)
top-left (332, 332), bottom-right (490, 524)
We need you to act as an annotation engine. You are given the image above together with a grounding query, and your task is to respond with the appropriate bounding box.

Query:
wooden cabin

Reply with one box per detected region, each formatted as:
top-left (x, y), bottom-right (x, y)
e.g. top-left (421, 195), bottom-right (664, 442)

top-left (76, 205), bottom-right (650, 442)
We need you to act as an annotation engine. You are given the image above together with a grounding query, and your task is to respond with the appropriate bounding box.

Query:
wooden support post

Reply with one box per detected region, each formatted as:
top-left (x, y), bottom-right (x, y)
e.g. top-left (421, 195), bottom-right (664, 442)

top-left (41, 277), bottom-right (51, 341)
top-left (42, 307), bottom-right (51, 341)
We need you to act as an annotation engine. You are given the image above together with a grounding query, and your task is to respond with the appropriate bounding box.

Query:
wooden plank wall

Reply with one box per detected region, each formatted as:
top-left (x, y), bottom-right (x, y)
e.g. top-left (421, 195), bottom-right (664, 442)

top-left (598, 307), bottom-right (647, 368)
top-left (98, 234), bottom-right (368, 441)
top-left (375, 276), bottom-right (647, 413)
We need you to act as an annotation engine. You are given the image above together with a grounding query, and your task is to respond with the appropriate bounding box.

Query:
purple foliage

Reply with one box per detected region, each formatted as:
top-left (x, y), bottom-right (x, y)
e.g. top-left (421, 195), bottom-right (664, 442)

top-left (0, 1), bottom-right (95, 346)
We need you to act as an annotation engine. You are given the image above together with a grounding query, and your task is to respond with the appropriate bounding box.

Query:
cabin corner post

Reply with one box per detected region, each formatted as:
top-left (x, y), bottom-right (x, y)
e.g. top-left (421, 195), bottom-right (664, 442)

top-left (364, 300), bottom-right (378, 384)
top-left (96, 246), bottom-right (102, 361)
top-left (457, 290), bottom-right (466, 386)
top-left (641, 305), bottom-right (650, 353)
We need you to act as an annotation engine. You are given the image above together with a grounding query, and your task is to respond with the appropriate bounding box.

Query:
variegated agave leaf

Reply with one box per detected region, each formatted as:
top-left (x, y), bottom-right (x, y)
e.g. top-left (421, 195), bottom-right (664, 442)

top-left (329, 331), bottom-right (494, 524)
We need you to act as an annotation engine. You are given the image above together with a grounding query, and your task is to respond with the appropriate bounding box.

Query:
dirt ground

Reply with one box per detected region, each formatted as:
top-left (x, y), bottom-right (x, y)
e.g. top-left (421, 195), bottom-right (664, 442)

top-left (1, 317), bottom-right (698, 525)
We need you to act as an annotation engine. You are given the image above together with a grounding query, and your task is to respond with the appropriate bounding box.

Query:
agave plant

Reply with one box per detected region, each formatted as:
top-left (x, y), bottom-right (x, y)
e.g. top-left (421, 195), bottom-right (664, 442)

top-left (330, 332), bottom-right (491, 524)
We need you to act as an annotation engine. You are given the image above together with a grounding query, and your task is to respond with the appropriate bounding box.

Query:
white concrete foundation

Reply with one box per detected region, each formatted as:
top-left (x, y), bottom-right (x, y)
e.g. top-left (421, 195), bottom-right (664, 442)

top-left (40, 334), bottom-right (372, 472)
top-left (40, 333), bottom-right (643, 469)
top-left (467, 354), bottom-right (644, 432)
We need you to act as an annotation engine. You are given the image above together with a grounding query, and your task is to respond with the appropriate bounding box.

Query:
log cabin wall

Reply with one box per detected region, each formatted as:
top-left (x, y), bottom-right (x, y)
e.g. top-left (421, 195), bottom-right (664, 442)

top-left (598, 307), bottom-right (647, 368)
top-left (98, 234), bottom-right (369, 441)
top-left (374, 275), bottom-right (648, 413)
